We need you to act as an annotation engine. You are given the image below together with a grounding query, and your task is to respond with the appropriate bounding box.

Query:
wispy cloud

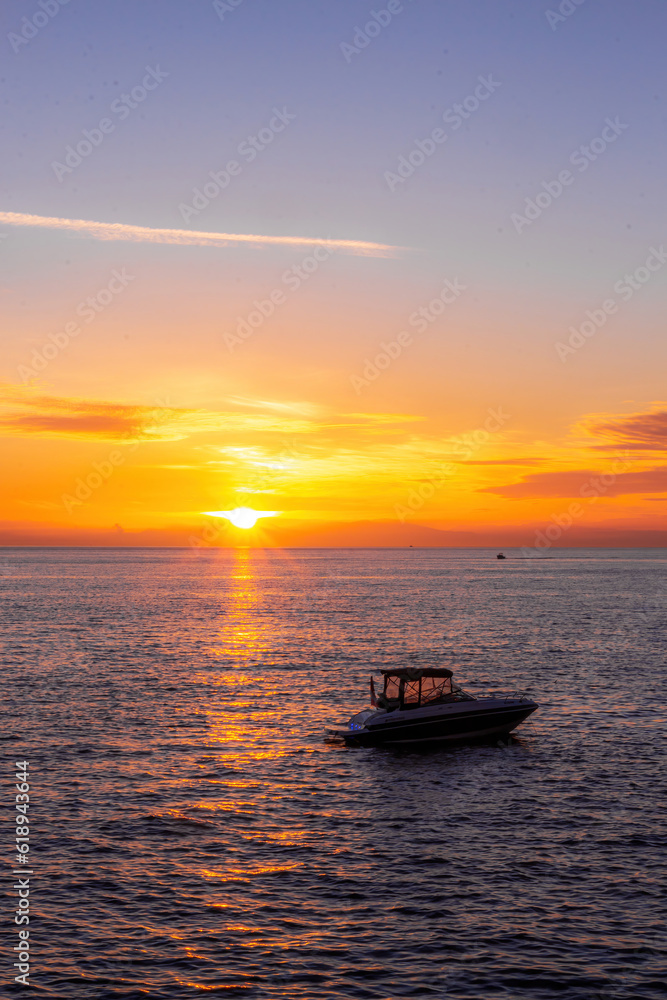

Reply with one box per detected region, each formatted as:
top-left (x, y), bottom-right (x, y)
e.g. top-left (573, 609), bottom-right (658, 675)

top-left (0, 390), bottom-right (173, 440)
top-left (481, 466), bottom-right (667, 498)
top-left (226, 396), bottom-right (322, 416)
top-left (0, 387), bottom-right (318, 441)
top-left (455, 457), bottom-right (544, 466)
top-left (585, 407), bottom-right (667, 452)
top-left (0, 211), bottom-right (403, 257)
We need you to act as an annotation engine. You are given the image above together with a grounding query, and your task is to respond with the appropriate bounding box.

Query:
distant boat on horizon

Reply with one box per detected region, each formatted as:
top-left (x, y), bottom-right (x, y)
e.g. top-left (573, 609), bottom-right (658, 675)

top-left (496, 552), bottom-right (506, 560)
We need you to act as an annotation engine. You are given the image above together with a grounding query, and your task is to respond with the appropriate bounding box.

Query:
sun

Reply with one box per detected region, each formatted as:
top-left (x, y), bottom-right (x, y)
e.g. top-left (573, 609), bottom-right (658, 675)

top-left (203, 507), bottom-right (280, 530)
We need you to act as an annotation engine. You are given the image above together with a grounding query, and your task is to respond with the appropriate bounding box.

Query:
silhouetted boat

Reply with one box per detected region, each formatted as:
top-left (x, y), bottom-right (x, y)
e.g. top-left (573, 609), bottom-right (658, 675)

top-left (497, 552), bottom-right (506, 559)
top-left (329, 667), bottom-right (538, 746)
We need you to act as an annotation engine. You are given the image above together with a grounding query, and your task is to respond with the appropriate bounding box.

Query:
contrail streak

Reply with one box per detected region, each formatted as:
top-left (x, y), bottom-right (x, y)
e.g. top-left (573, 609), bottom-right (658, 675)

top-left (0, 211), bottom-right (403, 257)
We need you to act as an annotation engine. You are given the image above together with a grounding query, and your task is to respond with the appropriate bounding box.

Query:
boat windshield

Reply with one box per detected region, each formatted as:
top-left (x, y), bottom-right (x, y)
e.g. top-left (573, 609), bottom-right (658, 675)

top-left (420, 674), bottom-right (453, 704)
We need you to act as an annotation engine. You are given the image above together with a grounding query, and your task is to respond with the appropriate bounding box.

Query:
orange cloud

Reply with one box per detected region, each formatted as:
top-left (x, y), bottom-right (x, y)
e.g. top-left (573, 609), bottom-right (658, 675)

top-left (0, 389), bottom-right (328, 441)
top-left (586, 408), bottom-right (667, 452)
top-left (482, 466), bottom-right (667, 499)
top-left (456, 457), bottom-right (544, 466)
top-left (0, 390), bottom-right (179, 440)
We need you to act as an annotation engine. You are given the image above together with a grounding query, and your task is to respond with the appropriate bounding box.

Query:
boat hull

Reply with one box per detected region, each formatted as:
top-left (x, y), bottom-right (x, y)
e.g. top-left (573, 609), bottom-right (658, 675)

top-left (335, 698), bottom-right (538, 746)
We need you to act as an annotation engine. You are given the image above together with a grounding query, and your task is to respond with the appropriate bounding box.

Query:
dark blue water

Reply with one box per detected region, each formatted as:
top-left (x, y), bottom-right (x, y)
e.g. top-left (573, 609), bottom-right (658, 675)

top-left (2, 547), bottom-right (665, 999)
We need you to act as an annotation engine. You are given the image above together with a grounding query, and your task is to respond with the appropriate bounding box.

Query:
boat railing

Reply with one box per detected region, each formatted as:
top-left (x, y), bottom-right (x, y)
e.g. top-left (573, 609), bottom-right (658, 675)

top-left (481, 691), bottom-right (533, 703)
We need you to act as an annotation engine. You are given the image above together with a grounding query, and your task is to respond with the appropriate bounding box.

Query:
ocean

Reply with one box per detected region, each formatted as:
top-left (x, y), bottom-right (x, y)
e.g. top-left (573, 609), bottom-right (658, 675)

top-left (2, 547), bottom-right (665, 999)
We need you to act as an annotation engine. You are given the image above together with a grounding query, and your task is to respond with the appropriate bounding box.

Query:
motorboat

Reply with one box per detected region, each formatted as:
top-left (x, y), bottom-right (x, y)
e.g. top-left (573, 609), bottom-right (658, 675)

top-left (329, 667), bottom-right (538, 746)
top-left (496, 552), bottom-right (506, 559)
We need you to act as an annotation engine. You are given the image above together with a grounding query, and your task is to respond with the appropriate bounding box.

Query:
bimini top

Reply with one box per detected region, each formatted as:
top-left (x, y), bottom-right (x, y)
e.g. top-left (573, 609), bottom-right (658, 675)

top-left (380, 667), bottom-right (453, 679)
top-left (377, 667), bottom-right (462, 710)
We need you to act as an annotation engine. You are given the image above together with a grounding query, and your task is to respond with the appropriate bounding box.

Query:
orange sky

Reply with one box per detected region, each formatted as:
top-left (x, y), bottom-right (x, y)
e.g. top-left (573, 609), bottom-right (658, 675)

top-left (1, 359), bottom-right (665, 547)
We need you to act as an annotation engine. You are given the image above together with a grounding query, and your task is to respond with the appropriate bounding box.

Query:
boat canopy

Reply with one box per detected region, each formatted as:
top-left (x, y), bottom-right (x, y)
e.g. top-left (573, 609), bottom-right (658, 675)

top-left (379, 667), bottom-right (454, 709)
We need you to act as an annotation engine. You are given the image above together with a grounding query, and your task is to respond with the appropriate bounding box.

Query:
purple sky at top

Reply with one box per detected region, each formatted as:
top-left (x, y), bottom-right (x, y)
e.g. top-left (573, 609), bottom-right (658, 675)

top-left (2, 0), bottom-right (666, 431)
top-left (3, 0), bottom-right (666, 266)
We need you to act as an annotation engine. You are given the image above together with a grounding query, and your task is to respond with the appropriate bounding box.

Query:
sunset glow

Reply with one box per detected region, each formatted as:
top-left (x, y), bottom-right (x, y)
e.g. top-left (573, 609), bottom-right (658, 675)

top-left (204, 508), bottom-right (280, 530)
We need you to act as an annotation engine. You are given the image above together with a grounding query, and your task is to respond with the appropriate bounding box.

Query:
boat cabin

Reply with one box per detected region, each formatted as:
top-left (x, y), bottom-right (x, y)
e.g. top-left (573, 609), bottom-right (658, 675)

top-left (376, 667), bottom-right (459, 711)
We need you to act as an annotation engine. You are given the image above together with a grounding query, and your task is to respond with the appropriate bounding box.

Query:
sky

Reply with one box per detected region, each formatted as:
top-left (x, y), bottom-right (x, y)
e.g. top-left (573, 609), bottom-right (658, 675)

top-left (1, 0), bottom-right (666, 548)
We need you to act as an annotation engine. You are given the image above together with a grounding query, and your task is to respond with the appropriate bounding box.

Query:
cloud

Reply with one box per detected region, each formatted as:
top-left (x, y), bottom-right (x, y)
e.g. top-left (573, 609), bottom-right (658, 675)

top-left (585, 408), bottom-right (667, 452)
top-left (481, 407), bottom-right (667, 499)
top-left (325, 413), bottom-right (423, 430)
top-left (0, 390), bottom-right (176, 440)
top-left (455, 457), bottom-right (544, 466)
top-left (0, 211), bottom-right (402, 258)
top-left (482, 466), bottom-right (667, 499)
top-left (226, 396), bottom-right (322, 416)
top-left (0, 388), bottom-right (514, 499)
top-left (0, 387), bottom-right (320, 441)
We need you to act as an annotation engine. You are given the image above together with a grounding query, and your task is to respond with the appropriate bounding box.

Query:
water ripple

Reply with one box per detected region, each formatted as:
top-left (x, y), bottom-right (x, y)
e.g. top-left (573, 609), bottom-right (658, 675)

top-left (1, 547), bottom-right (666, 999)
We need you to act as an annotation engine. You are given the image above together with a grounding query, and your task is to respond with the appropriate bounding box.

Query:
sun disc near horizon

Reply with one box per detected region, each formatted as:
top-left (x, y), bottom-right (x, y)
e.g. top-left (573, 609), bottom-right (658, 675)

top-left (203, 507), bottom-right (280, 529)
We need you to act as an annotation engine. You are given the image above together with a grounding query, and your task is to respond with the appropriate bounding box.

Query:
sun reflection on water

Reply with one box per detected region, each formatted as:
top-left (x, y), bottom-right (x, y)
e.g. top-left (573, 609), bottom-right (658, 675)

top-left (207, 548), bottom-right (273, 666)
